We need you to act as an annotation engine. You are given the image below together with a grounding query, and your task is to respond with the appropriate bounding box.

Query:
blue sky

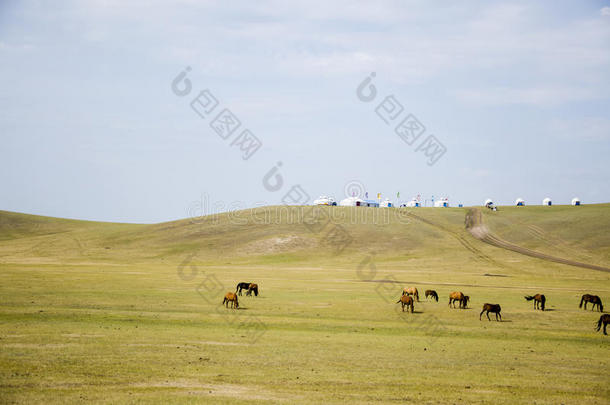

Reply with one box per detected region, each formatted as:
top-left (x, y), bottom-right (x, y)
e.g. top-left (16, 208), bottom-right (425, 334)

top-left (1, 0), bottom-right (609, 223)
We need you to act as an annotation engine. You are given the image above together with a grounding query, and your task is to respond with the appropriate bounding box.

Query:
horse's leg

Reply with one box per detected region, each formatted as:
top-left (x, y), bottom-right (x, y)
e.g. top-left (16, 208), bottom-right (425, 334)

top-left (604, 322), bottom-right (608, 335)
top-left (479, 310), bottom-right (484, 320)
top-left (486, 312), bottom-right (491, 321)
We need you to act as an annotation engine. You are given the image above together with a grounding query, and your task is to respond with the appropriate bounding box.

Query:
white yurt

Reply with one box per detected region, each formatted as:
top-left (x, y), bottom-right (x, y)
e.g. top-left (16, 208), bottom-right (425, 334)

top-left (515, 198), bottom-right (525, 206)
top-left (313, 196), bottom-right (335, 206)
top-left (484, 199), bottom-right (494, 207)
top-left (542, 197), bottom-right (552, 206)
top-left (434, 198), bottom-right (449, 208)
top-left (339, 196), bottom-right (364, 207)
top-left (380, 198), bottom-right (393, 208)
top-left (405, 199), bottom-right (421, 208)
top-left (571, 197), bottom-right (581, 206)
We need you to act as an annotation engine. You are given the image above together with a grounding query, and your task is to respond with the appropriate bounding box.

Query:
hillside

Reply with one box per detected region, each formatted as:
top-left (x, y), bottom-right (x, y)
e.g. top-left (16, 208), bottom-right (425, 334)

top-left (1, 204), bottom-right (609, 271)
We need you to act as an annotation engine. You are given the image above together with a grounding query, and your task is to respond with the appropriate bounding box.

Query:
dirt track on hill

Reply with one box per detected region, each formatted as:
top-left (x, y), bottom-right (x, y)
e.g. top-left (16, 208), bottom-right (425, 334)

top-left (464, 208), bottom-right (610, 273)
top-left (406, 212), bottom-right (506, 268)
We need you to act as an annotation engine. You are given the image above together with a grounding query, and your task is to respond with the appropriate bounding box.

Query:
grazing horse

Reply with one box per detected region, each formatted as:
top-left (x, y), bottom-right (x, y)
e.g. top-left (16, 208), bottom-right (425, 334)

top-left (236, 282), bottom-right (251, 296)
top-left (397, 295), bottom-right (414, 313)
top-left (222, 292), bottom-right (239, 309)
top-left (449, 291), bottom-right (468, 308)
top-left (425, 290), bottom-right (439, 302)
top-left (480, 303), bottom-right (502, 321)
top-left (596, 314), bottom-right (610, 335)
top-left (402, 287), bottom-right (420, 302)
top-left (524, 294), bottom-right (546, 311)
top-left (246, 283), bottom-right (259, 297)
top-left (580, 294), bottom-right (604, 312)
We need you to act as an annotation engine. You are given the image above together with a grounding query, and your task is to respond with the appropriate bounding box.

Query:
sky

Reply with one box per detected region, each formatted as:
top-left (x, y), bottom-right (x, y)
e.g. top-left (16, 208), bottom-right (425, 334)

top-left (1, 0), bottom-right (609, 223)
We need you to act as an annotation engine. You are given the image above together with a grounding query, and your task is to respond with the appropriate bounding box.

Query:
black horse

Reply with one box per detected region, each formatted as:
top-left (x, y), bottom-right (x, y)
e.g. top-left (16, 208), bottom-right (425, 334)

top-left (596, 314), bottom-right (610, 335)
top-left (580, 294), bottom-right (604, 312)
top-left (425, 290), bottom-right (439, 302)
top-left (236, 282), bottom-right (251, 296)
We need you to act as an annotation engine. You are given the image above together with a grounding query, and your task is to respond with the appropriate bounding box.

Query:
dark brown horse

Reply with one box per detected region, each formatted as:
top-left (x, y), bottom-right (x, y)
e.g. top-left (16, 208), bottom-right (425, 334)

top-left (580, 294), bottom-right (604, 312)
top-left (596, 314), bottom-right (610, 335)
top-left (402, 287), bottom-right (420, 302)
top-left (397, 295), bottom-right (414, 313)
top-left (222, 292), bottom-right (239, 309)
top-left (236, 282), bottom-right (251, 296)
top-left (449, 291), bottom-right (468, 309)
top-left (524, 294), bottom-right (546, 311)
top-left (246, 283), bottom-right (259, 297)
top-left (425, 290), bottom-right (438, 302)
top-left (480, 303), bottom-right (502, 321)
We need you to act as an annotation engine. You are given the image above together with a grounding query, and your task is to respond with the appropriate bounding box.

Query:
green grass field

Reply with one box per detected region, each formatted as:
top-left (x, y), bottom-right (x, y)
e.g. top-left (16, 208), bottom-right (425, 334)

top-left (1, 205), bottom-right (609, 404)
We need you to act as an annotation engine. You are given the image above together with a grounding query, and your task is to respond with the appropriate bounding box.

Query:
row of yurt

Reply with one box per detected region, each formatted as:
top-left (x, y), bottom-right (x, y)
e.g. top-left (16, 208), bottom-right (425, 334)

top-left (484, 198), bottom-right (582, 206)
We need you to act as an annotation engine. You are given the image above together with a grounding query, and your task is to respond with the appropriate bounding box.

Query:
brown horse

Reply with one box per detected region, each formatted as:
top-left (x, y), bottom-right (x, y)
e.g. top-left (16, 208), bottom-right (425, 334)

top-left (397, 295), bottom-right (414, 313)
top-left (449, 291), bottom-right (468, 308)
top-left (524, 294), bottom-right (546, 311)
top-left (402, 287), bottom-right (420, 302)
top-left (480, 303), bottom-right (502, 321)
top-left (246, 283), bottom-right (259, 297)
top-left (596, 314), bottom-right (610, 335)
top-left (580, 294), bottom-right (604, 312)
top-left (222, 292), bottom-right (239, 309)
top-left (425, 289), bottom-right (439, 302)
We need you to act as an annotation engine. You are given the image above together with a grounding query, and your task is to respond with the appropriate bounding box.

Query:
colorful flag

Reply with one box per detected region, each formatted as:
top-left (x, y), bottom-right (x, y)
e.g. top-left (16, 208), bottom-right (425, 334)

top-left (397, 192), bottom-right (400, 198)
top-left (365, 192), bottom-right (369, 199)
top-left (377, 193), bottom-right (381, 199)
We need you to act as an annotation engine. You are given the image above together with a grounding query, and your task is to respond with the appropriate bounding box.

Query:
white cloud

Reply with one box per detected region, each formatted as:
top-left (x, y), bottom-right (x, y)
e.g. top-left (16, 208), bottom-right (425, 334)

top-left (548, 117), bottom-right (610, 141)
top-left (601, 7), bottom-right (610, 16)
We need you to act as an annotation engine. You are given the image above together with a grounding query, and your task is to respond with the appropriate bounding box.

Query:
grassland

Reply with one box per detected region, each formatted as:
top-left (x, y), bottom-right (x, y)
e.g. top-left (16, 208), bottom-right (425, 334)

top-left (0, 205), bottom-right (609, 404)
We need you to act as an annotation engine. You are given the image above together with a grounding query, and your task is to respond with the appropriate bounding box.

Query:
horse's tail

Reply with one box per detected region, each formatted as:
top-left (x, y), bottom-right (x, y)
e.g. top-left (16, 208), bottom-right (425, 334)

top-left (579, 296), bottom-right (584, 308)
top-left (524, 295), bottom-right (534, 301)
top-left (596, 317), bottom-right (603, 332)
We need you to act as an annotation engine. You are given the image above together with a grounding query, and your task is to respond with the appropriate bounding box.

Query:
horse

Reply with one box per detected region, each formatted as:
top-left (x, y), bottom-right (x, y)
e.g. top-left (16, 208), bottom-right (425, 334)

top-left (397, 295), bottom-right (414, 313)
top-left (596, 314), bottom-right (610, 335)
top-left (524, 294), bottom-right (546, 311)
top-left (236, 282), bottom-right (251, 296)
top-left (579, 294), bottom-right (604, 312)
top-left (480, 303), bottom-right (502, 321)
top-left (222, 292), bottom-right (239, 309)
top-left (425, 290), bottom-right (438, 302)
top-left (449, 291), bottom-right (467, 309)
top-left (246, 283), bottom-right (259, 297)
top-left (402, 287), bottom-right (420, 302)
